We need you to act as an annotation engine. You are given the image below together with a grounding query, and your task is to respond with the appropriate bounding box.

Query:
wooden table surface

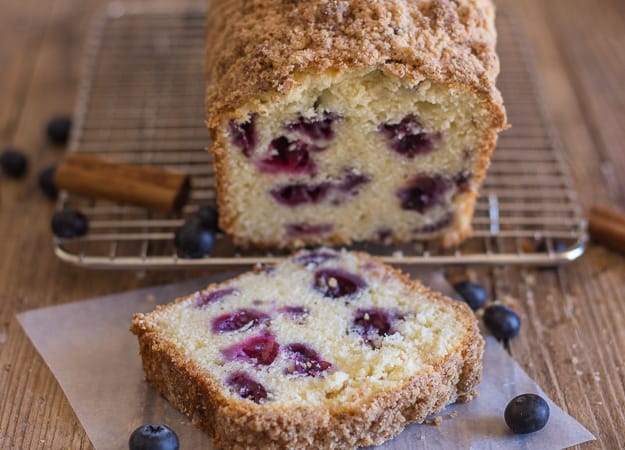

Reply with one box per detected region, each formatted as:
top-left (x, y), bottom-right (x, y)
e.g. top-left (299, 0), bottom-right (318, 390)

top-left (1, 0), bottom-right (625, 448)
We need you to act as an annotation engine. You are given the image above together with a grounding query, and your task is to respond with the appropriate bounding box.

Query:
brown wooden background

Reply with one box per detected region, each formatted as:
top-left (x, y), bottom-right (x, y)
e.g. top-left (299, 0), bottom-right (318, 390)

top-left (1, 0), bottom-right (625, 448)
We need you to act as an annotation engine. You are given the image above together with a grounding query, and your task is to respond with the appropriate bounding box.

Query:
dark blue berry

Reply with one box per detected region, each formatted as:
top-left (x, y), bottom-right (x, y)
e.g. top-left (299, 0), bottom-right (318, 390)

top-left (46, 115), bottom-right (72, 146)
top-left (504, 394), bottom-right (550, 434)
top-left (453, 280), bottom-right (488, 310)
top-left (195, 205), bottom-right (219, 231)
top-left (129, 424), bottom-right (179, 450)
top-left (226, 371), bottom-right (268, 403)
top-left (174, 220), bottom-right (215, 258)
top-left (396, 175), bottom-right (450, 213)
top-left (286, 112), bottom-right (340, 140)
top-left (483, 304), bottom-right (521, 340)
top-left (283, 343), bottom-right (331, 376)
top-left (228, 114), bottom-right (257, 157)
top-left (257, 136), bottom-right (316, 174)
top-left (0, 148), bottom-right (28, 178)
top-left (38, 165), bottom-right (58, 199)
top-left (378, 115), bottom-right (438, 158)
top-left (51, 209), bottom-right (88, 238)
top-left (314, 268), bottom-right (366, 299)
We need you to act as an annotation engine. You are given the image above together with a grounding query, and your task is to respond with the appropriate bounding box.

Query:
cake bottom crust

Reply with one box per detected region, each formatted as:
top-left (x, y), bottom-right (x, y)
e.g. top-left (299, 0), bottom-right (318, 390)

top-left (136, 311), bottom-right (483, 450)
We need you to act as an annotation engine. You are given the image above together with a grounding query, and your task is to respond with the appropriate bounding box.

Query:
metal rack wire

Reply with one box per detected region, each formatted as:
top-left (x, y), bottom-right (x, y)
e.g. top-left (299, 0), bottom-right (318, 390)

top-left (55, 2), bottom-right (587, 268)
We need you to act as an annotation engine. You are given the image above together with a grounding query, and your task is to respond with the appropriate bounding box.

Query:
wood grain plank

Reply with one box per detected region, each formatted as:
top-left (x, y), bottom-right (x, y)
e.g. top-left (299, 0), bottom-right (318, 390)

top-left (1, 0), bottom-right (625, 449)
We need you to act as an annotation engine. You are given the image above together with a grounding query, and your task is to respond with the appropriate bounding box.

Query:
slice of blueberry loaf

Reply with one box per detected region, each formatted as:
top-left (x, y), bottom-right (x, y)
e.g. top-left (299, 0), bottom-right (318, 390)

top-left (205, 0), bottom-right (507, 248)
top-left (131, 249), bottom-right (484, 449)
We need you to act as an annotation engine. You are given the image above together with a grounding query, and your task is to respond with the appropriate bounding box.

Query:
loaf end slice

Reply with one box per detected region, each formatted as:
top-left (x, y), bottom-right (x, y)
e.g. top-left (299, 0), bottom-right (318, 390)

top-left (205, 0), bottom-right (507, 248)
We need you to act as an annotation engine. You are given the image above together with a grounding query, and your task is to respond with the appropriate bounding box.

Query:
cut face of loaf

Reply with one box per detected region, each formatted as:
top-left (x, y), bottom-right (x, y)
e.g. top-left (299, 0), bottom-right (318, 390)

top-left (206, 0), bottom-right (507, 248)
top-left (131, 249), bottom-right (484, 449)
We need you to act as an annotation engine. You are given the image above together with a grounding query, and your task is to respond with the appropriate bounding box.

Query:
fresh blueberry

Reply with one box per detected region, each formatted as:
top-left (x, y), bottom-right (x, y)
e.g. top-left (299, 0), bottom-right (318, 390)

top-left (286, 112), bottom-right (340, 140)
top-left (195, 205), bottom-right (219, 231)
top-left (283, 343), bottom-right (331, 376)
top-left (51, 209), bottom-right (88, 238)
top-left (0, 148), bottom-right (28, 178)
top-left (313, 268), bottom-right (366, 299)
top-left (211, 309), bottom-right (270, 333)
top-left (353, 308), bottom-right (396, 347)
top-left (483, 304), bottom-right (521, 340)
top-left (226, 371), bottom-right (268, 403)
top-left (38, 165), bottom-right (58, 199)
top-left (504, 393), bottom-right (550, 434)
top-left (46, 115), bottom-right (72, 146)
top-left (128, 424), bottom-right (179, 450)
top-left (270, 182), bottom-right (330, 207)
top-left (228, 113), bottom-right (257, 157)
top-left (378, 115), bottom-right (439, 158)
top-left (396, 175), bottom-right (450, 213)
top-left (222, 332), bottom-right (279, 365)
top-left (453, 280), bottom-right (488, 310)
top-left (195, 288), bottom-right (237, 308)
top-left (335, 169), bottom-right (370, 194)
top-left (174, 220), bottom-right (215, 258)
top-left (257, 136), bottom-right (316, 174)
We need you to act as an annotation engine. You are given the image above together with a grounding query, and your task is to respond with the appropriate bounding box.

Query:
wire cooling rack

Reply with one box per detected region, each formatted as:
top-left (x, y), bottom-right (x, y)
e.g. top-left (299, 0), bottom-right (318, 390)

top-left (54, 2), bottom-right (587, 268)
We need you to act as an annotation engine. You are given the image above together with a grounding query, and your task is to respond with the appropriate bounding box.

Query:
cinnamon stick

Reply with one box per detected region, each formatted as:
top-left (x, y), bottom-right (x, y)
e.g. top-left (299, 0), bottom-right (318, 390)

top-left (588, 204), bottom-right (625, 254)
top-left (54, 153), bottom-right (190, 212)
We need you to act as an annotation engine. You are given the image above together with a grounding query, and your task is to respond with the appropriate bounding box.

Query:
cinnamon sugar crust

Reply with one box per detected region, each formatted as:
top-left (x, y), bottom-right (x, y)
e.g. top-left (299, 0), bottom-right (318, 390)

top-left (131, 251), bottom-right (484, 449)
top-left (205, 0), bottom-right (504, 128)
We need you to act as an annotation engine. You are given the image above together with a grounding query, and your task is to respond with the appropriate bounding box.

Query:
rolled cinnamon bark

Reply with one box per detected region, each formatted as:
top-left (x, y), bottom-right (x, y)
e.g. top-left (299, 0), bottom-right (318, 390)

top-left (588, 204), bottom-right (625, 254)
top-left (54, 153), bottom-right (190, 212)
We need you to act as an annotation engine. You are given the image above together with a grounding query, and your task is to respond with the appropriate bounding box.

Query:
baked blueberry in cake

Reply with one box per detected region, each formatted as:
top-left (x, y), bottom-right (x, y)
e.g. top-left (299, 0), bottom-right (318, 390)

top-left (131, 249), bottom-right (484, 449)
top-left (205, 0), bottom-right (507, 248)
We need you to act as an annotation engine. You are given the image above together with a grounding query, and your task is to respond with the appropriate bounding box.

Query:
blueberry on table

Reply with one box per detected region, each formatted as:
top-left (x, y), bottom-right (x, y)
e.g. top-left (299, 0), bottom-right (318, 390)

top-left (483, 304), bottom-right (521, 340)
top-left (453, 280), bottom-right (488, 310)
top-left (195, 205), bottom-right (219, 231)
top-left (129, 424), bottom-right (179, 450)
top-left (0, 147), bottom-right (28, 178)
top-left (504, 393), bottom-right (550, 434)
top-left (38, 165), bottom-right (58, 199)
top-left (51, 208), bottom-right (88, 238)
top-left (174, 219), bottom-right (215, 258)
top-left (46, 115), bottom-right (72, 145)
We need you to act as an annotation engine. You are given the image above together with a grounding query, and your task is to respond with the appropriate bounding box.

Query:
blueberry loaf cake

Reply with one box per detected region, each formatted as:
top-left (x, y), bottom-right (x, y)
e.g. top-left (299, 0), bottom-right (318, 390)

top-left (205, 0), bottom-right (507, 248)
top-left (131, 249), bottom-right (484, 449)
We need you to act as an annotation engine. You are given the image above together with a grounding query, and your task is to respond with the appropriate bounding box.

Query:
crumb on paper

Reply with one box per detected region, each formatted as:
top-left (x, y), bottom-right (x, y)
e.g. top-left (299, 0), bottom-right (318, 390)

top-left (425, 416), bottom-right (442, 426)
top-left (448, 411), bottom-right (458, 419)
top-left (146, 294), bottom-right (156, 304)
top-left (593, 371), bottom-right (601, 382)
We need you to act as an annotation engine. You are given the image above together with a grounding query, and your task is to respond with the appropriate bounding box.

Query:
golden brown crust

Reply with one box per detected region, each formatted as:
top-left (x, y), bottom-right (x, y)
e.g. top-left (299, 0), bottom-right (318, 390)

top-left (205, 0), bottom-right (504, 127)
top-left (131, 252), bottom-right (484, 449)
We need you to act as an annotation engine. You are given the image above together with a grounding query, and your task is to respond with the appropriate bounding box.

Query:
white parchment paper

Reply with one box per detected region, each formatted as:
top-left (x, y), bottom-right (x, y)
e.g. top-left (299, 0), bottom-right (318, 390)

top-left (17, 271), bottom-right (594, 450)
